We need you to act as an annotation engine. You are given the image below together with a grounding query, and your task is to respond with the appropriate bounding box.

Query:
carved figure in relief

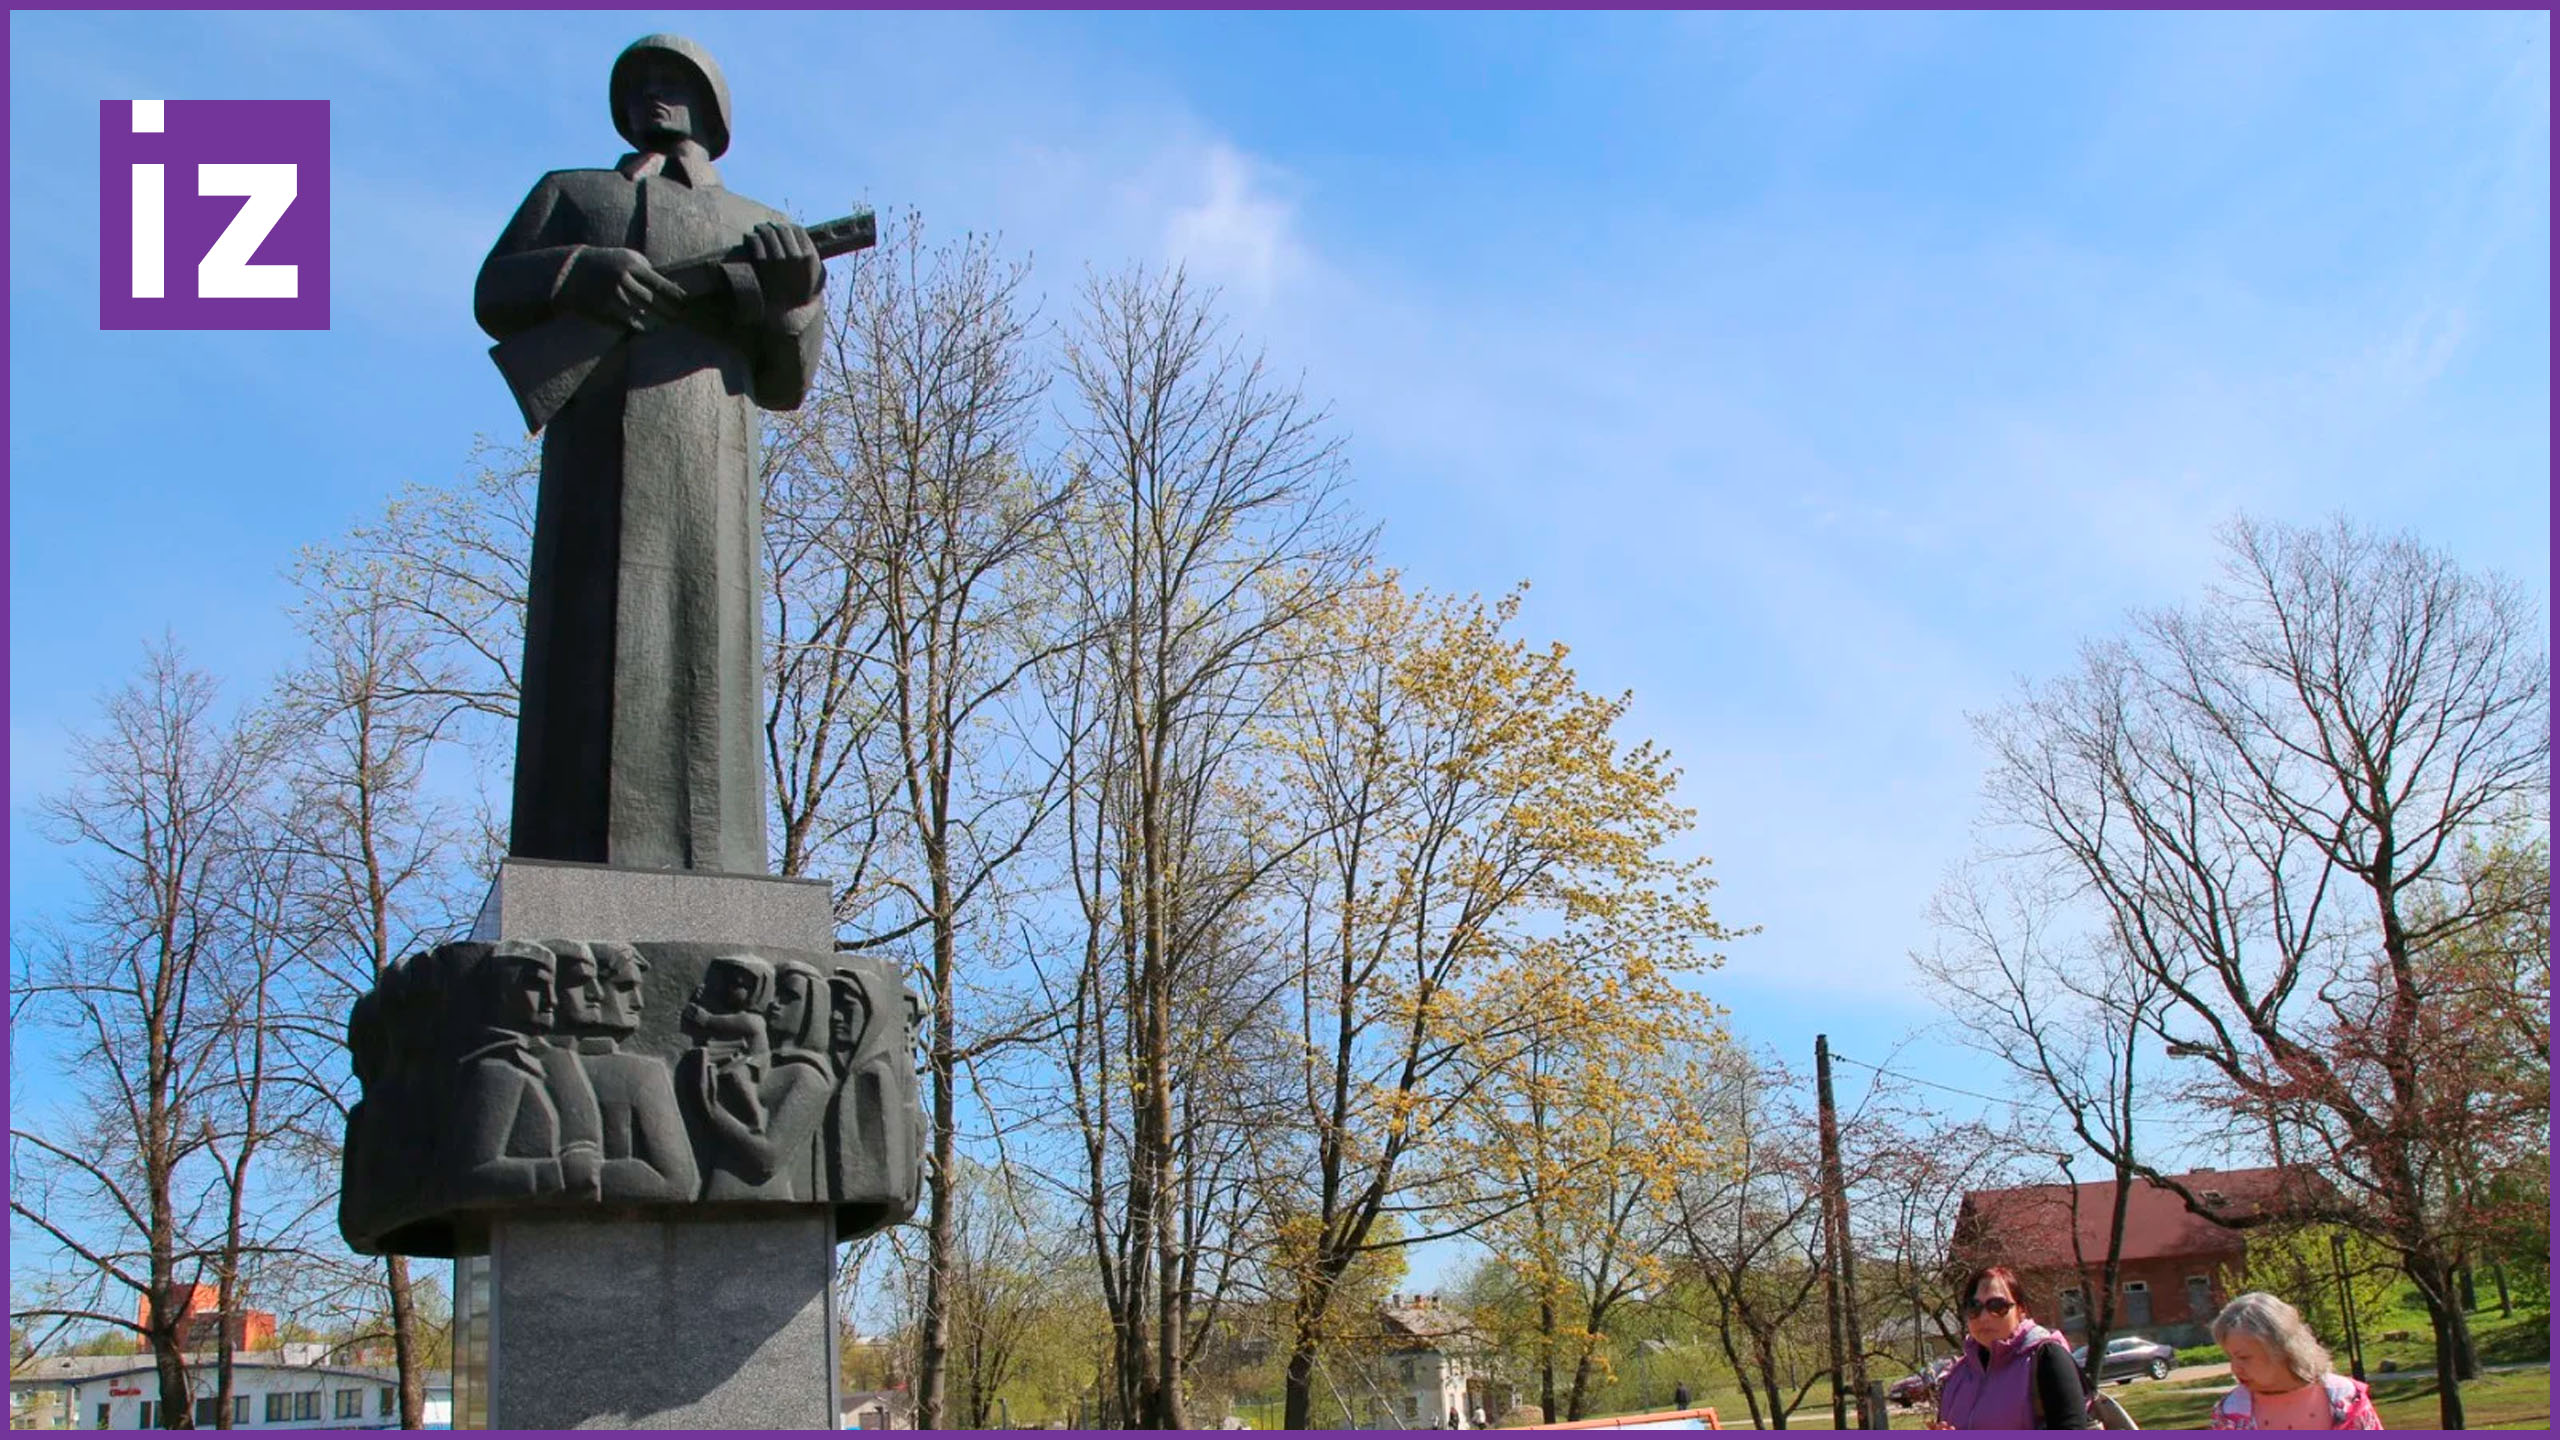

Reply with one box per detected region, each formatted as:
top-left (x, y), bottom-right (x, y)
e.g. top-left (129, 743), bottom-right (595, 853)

top-left (553, 940), bottom-right (700, 1201)
top-left (693, 957), bottom-right (833, 1200)
top-left (683, 953), bottom-right (774, 1131)
top-left (455, 942), bottom-right (603, 1200)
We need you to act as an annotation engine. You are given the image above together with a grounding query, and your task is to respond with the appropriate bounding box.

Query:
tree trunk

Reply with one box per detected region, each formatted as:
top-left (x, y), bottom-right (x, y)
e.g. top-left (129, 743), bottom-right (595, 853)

top-left (1537, 1298), bottom-right (1559, 1422)
top-left (212, 1270), bottom-right (237, 1428)
top-left (151, 1320), bottom-right (191, 1430)
top-left (386, 1256), bottom-right (425, 1427)
top-left (2408, 1252), bottom-right (2467, 1429)
top-left (917, 886), bottom-right (957, 1428)
top-left (1710, 1299), bottom-right (1762, 1430)
top-left (1282, 1334), bottom-right (1320, 1431)
top-left (2449, 1291), bottom-right (2481, 1381)
top-left (1754, 1335), bottom-right (1788, 1430)
top-left (2083, 1158), bottom-right (2134, 1396)
top-left (1564, 1349), bottom-right (1595, 1422)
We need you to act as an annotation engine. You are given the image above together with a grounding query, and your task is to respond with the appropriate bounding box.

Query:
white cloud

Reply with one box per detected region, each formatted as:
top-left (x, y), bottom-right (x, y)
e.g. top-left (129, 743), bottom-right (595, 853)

top-left (1158, 142), bottom-right (1304, 307)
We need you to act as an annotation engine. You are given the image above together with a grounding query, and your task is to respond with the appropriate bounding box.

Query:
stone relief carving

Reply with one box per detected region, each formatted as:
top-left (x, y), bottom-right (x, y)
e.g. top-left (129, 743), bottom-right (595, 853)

top-left (339, 939), bottom-right (923, 1257)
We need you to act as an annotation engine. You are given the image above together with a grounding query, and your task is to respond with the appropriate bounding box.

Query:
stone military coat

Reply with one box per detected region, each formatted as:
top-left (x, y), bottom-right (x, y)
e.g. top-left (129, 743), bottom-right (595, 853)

top-left (475, 145), bottom-right (823, 873)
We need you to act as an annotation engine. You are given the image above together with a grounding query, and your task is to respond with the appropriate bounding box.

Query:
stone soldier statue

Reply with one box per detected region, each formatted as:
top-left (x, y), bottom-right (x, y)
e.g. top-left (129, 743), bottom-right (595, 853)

top-left (475, 33), bottom-right (825, 873)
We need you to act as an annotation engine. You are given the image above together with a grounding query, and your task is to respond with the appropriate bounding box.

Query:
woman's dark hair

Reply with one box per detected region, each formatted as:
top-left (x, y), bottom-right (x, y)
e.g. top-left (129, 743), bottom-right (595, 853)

top-left (1960, 1264), bottom-right (2031, 1315)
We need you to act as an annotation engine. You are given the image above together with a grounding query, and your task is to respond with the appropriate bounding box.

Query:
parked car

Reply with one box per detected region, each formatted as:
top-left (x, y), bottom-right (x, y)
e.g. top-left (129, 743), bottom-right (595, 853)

top-left (2070, 1334), bottom-right (2177, 1383)
top-left (1887, 1357), bottom-right (1955, 1407)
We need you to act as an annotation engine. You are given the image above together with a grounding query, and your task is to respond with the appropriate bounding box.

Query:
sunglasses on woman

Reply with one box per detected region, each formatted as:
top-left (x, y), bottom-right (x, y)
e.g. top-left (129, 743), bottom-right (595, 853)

top-left (1961, 1296), bottom-right (2016, 1317)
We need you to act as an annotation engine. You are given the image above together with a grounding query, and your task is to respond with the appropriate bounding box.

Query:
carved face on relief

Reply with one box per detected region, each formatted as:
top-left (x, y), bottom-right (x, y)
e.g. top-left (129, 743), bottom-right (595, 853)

top-left (828, 974), bottom-right (868, 1071)
top-left (490, 946), bottom-right (557, 1034)
top-left (597, 945), bottom-right (649, 1036)
top-left (696, 955), bottom-right (775, 1025)
top-left (769, 963), bottom-right (826, 1053)
top-left (555, 946), bottom-right (609, 1032)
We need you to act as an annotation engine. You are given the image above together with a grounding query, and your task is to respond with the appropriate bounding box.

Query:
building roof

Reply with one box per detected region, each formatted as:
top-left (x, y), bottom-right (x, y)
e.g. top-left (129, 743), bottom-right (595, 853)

top-left (1956, 1165), bottom-right (2318, 1272)
top-left (1380, 1294), bottom-right (1477, 1353)
top-left (12, 1354), bottom-right (447, 1390)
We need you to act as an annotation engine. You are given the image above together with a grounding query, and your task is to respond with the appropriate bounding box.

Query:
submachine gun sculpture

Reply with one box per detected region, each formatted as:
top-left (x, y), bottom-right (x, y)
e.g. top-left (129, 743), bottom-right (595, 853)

top-left (490, 210), bottom-right (875, 433)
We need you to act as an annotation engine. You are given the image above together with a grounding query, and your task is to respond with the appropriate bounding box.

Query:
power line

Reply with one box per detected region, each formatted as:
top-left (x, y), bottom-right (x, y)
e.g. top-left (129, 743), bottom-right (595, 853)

top-left (1829, 1051), bottom-right (2207, 1129)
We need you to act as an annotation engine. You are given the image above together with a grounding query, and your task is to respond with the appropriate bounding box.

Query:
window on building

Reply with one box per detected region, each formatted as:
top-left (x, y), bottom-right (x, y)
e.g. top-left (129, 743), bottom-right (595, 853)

top-left (293, 1390), bottom-right (320, 1420)
top-left (2187, 1275), bottom-right (2214, 1320)
top-left (1400, 1357), bottom-right (1416, 1384)
top-left (336, 1389), bottom-right (365, 1418)
top-left (1405, 1395), bottom-right (1420, 1421)
top-left (268, 1392), bottom-right (293, 1422)
top-left (94, 1401), bottom-right (110, 1429)
top-left (2058, 1285), bottom-right (2086, 1318)
top-left (380, 1385), bottom-right (397, 1416)
top-left (196, 1396), bottom-right (221, 1426)
top-left (138, 1401), bottom-right (156, 1429)
top-left (235, 1394), bottom-right (252, 1425)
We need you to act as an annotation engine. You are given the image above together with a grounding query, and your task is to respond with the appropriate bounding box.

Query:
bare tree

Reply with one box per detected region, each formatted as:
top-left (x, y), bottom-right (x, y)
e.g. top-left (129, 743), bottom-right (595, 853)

top-left (1034, 264), bottom-right (1365, 1428)
top-left (306, 440), bottom-right (535, 733)
top-left (1919, 869), bottom-right (2169, 1391)
top-left (11, 643), bottom-right (283, 1428)
top-left (1965, 515), bottom-right (2548, 1428)
top-left (941, 1158), bottom-right (1087, 1428)
top-left (270, 537), bottom-right (487, 1426)
top-left (1666, 1055), bottom-right (1832, 1430)
top-left (777, 219), bottom-right (1075, 1425)
top-left (194, 808), bottom-right (340, 1429)
top-left (1857, 1104), bottom-right (2022, 1382)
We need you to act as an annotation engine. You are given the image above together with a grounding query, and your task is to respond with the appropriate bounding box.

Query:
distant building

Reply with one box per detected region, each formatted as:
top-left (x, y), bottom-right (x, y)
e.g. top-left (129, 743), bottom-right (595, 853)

top-left (140, 1283), bottom-right (279, 1353)
top-left (10, 1353), bottom-right (450, 1431)
top-left (1374, 1293), bottom-right (1507, 1429)
top-left (840, 1386), bottom-right (916, 1430)
top-left (1953, 1164), bottom-right (2323, 1347)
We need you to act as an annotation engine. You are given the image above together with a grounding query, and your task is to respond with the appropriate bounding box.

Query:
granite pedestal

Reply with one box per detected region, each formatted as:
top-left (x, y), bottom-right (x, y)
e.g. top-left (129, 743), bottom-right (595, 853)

top-left (487, 1212), bottom-right (838, 1429)
top-left (456, 860), bottom-right (847, 1430)
top-left (471, 855), bottom-right (835, 950)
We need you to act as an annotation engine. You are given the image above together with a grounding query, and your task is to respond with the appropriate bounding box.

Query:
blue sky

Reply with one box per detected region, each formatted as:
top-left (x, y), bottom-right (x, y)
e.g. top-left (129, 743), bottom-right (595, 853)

top-left (9, 11), bottom-right (2550, 1286)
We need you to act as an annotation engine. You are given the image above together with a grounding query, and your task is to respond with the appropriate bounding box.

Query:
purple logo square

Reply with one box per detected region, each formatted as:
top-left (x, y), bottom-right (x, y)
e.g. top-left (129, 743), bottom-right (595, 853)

top-left (98, 99), bottom-right (330, 330)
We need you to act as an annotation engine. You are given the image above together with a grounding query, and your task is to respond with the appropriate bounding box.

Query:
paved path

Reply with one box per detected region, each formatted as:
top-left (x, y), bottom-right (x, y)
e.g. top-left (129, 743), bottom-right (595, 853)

top-left (2141, 1357), bottom-right (2545, 1389)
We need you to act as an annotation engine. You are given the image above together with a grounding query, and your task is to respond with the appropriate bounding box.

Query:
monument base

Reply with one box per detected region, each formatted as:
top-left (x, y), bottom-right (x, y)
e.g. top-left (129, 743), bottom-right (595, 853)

top-left (473, 855), bottom-right (836, 950)
top-left (485, 1212), bottom-right (839, 1429)
top-left (447, 862), bottom-right (852, 1428)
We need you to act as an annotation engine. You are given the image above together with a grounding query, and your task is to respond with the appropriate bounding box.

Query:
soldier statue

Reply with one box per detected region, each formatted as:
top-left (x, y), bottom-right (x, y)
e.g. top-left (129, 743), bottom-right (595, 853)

top-left (476, 33), bottom-right (826, 873)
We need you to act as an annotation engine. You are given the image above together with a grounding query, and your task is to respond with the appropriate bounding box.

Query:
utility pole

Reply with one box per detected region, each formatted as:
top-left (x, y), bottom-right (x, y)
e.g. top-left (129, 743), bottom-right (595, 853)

top-left (1815, 1035), bottom-right (1873, 1428)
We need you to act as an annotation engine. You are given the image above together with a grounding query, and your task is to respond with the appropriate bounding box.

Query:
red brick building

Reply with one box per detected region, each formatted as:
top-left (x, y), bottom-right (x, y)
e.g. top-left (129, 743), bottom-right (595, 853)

top-left (139, 1283), bottom-right (278, 1353)
top-left (1952, 1165), bottom-right (2323, 1347)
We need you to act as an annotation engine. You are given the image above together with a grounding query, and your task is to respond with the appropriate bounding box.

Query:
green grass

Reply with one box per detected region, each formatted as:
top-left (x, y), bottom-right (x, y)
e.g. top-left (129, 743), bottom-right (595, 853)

top-left (1545, 1291), bottom-right (2549, 1430)
top-left (1667, 1367), bottom-right (2553, 1431)
top-left (2352, 1295), bottom-right (2549, 1374)
top-left (2110, 1366), bottom-right (2551, 1432)
top-left (2172, 1287), bottom-right (2549, 1375)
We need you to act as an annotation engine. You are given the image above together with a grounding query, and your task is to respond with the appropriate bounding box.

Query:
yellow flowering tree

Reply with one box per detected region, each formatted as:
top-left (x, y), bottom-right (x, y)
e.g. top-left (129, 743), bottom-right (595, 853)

top-left (1257, 574), bottom-right (1739, 1429)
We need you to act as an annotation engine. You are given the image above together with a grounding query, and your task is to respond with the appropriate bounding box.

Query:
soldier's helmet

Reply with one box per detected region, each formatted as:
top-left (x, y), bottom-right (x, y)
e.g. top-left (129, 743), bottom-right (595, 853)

top-left (610, 33), bottom-right (734, 160)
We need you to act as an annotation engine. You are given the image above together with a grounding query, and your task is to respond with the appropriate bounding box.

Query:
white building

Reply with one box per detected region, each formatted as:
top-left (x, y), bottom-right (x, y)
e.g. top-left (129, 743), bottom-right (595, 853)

top-left (1375, 1294), bottom-right (1505, 1429)
top-left (11, 1354), bottom-right (450, 1430)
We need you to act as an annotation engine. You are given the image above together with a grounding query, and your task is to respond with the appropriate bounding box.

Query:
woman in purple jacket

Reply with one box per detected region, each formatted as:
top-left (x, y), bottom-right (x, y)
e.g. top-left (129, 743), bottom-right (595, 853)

top-left (1932, 1265), bottom-right (2095, 1429)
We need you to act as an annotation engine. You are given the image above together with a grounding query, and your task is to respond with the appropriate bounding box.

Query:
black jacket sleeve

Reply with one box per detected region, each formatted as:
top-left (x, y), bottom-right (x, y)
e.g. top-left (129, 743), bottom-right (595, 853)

top-left (2033, 1343), bottom-right (2097, 1429)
